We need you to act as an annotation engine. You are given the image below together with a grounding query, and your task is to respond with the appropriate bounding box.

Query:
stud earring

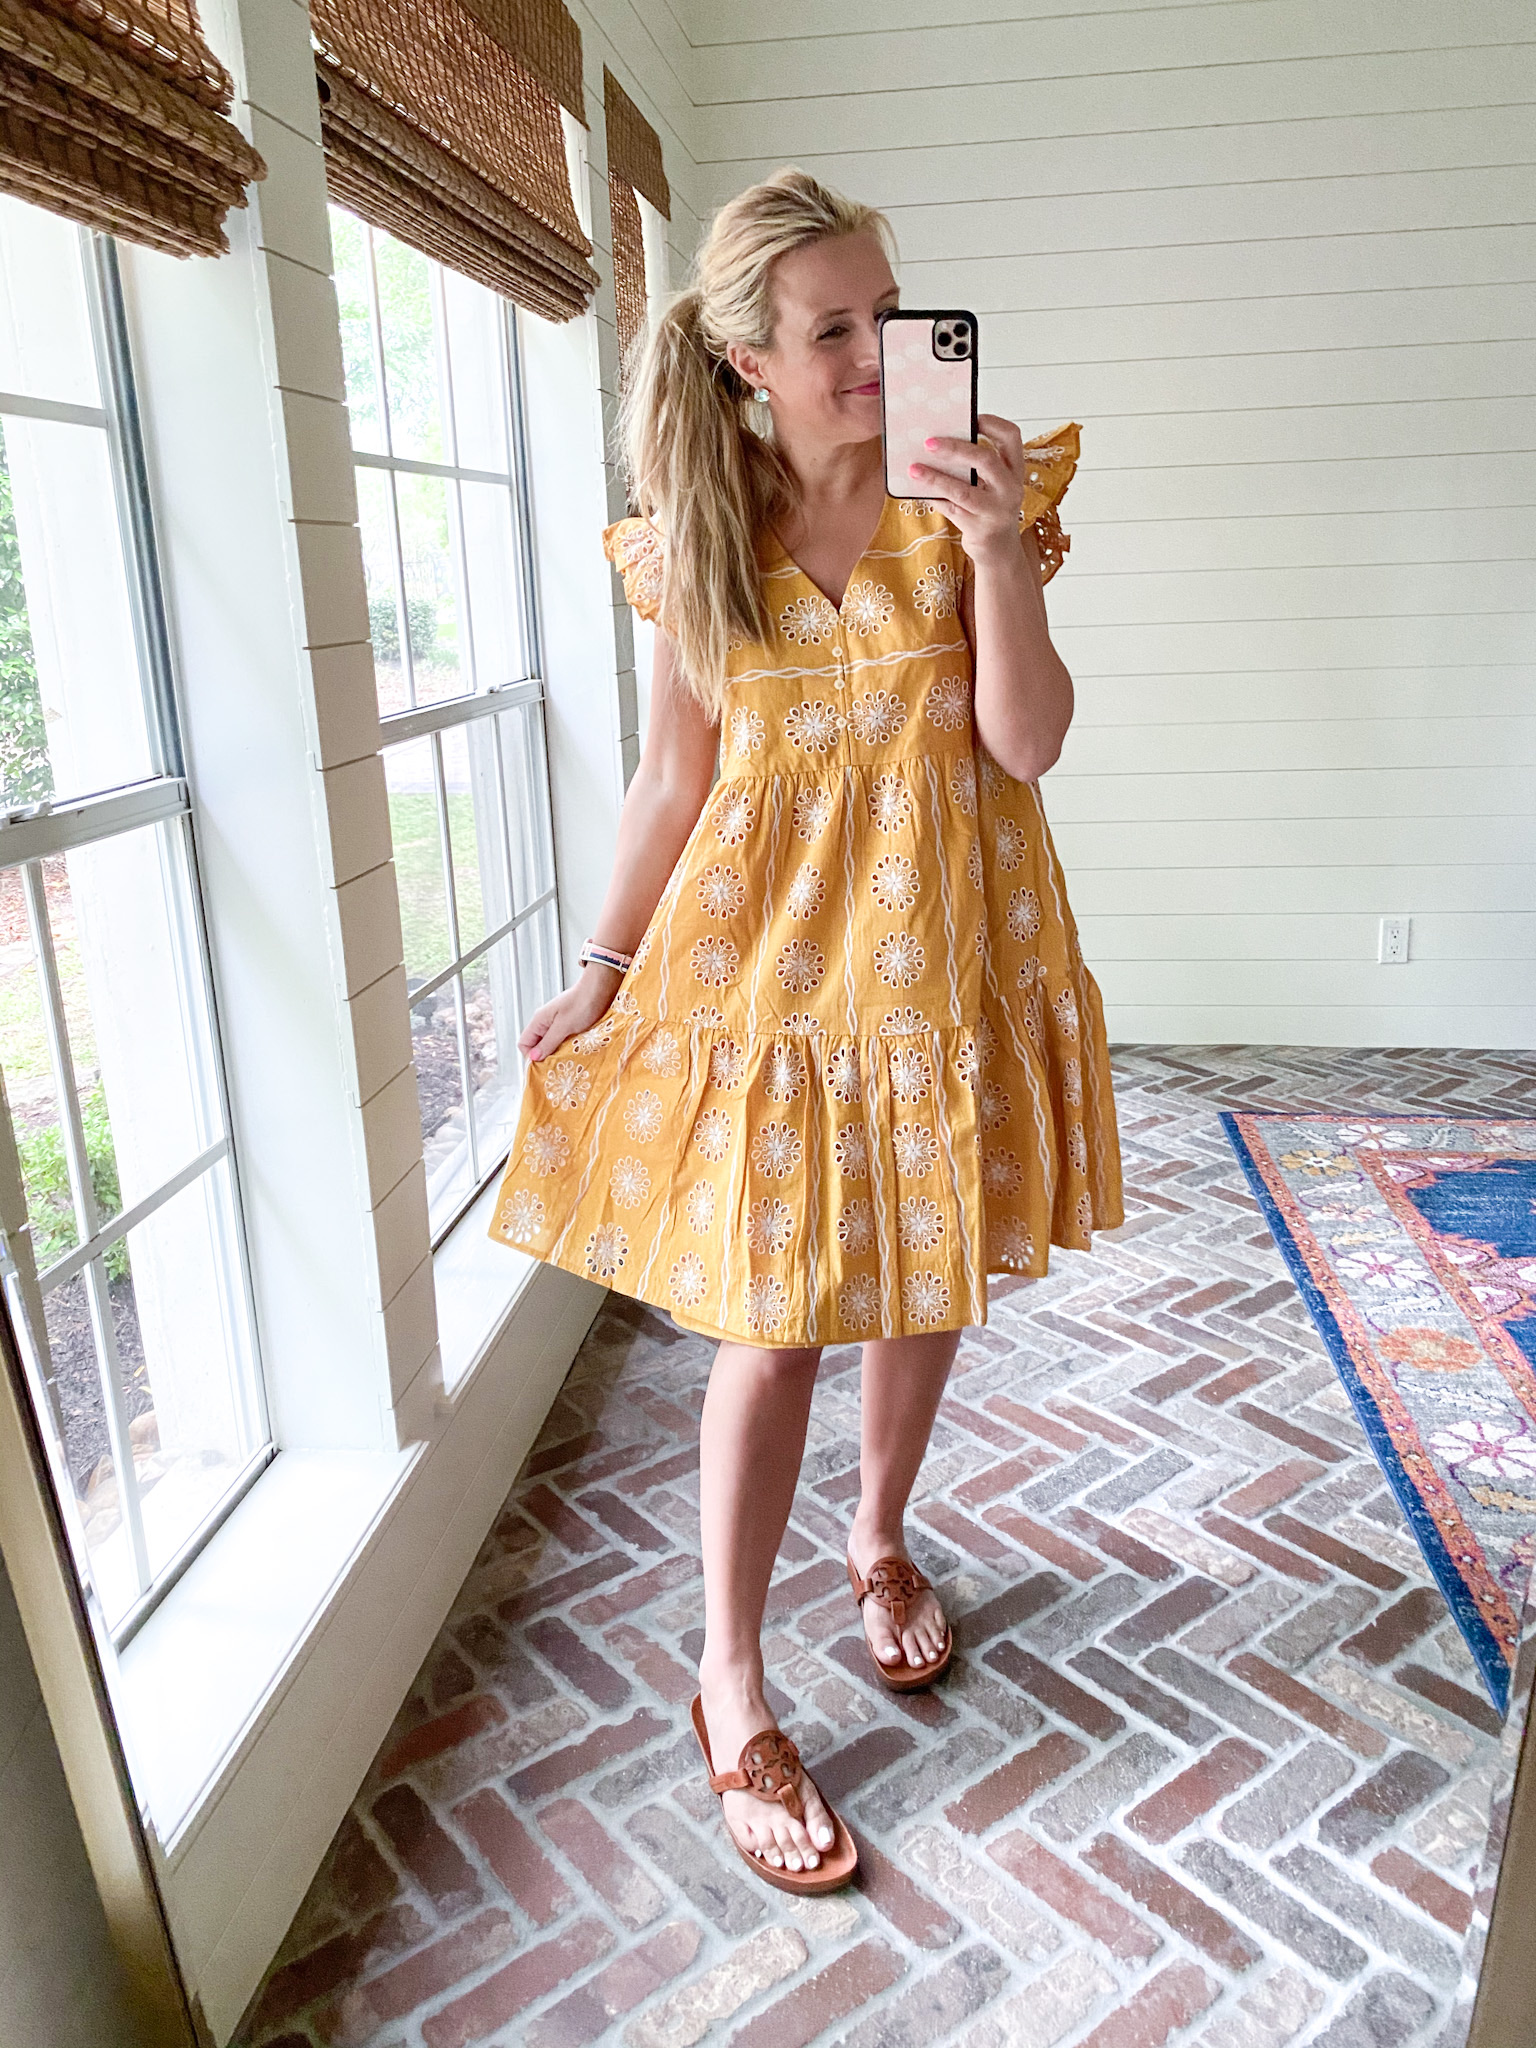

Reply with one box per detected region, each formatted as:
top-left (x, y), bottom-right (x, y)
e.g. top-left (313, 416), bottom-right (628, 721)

top-left (755, 388), bottom-right (771, 402)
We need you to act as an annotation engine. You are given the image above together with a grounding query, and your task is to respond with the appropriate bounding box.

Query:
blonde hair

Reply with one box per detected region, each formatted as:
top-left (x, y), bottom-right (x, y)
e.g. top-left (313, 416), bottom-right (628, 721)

top-left (618, 167), bottom-right (896, 718)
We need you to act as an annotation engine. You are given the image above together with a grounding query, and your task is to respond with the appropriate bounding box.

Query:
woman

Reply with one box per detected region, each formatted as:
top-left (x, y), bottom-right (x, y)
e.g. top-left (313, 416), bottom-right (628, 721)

top-left (490, 169), bottom-right (1122, 1891)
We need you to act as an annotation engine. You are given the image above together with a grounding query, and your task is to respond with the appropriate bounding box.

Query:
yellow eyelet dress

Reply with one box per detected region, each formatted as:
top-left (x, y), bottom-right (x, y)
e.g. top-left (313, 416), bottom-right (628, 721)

top-left (489, 422), bottom-right (1123, 1345)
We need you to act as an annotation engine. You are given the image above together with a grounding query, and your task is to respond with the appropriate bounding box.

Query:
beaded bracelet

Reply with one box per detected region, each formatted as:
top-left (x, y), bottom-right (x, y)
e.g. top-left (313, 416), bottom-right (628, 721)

top-left (579, 939), bottom-right (634, 974)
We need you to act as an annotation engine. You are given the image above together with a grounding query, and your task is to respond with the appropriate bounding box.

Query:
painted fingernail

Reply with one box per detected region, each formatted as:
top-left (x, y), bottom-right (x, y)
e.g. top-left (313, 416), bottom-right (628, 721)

top-left (925, 437), bottom-right (937, 448)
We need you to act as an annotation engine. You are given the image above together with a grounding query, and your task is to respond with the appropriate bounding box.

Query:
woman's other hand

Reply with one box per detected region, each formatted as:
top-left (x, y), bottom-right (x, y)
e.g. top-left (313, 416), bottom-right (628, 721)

top-left (518, 963), bottom-right (623, 1062)
top-left (906, 411), bottom-right (1027, 571)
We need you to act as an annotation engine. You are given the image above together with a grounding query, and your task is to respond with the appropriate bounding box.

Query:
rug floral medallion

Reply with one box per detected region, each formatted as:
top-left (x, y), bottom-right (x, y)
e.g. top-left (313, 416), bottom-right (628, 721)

top-left (1223, 1112), bottom-right (1536, 1714)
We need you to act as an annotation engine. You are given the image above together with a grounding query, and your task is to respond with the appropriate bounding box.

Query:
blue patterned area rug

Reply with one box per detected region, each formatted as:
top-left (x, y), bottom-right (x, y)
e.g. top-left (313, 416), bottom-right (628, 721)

top-left (1222, 1111), bottom-right (1536, 1714)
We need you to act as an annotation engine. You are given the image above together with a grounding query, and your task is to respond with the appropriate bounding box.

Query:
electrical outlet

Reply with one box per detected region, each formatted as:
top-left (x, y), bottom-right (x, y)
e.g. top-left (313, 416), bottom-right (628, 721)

top-left (1379, 916), bottom-right (1411, 965)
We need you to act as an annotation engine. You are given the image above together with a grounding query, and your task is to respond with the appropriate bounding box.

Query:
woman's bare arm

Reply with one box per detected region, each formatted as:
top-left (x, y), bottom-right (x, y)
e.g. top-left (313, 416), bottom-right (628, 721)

top-left (518, 630), bottom-right (719, 1061)
top-left (908, 414), bottom-right (1074, 784)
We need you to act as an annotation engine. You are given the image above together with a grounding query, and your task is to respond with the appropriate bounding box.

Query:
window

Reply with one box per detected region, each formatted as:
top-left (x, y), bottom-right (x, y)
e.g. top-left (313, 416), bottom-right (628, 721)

top-left (330, 211), bottom-right (563, 1242)
top-left (0, 197), bottom-right (267, 1642)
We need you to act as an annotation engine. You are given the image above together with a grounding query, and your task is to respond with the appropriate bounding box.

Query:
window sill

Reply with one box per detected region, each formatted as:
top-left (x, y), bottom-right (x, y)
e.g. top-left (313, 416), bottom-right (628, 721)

top-left (434, 1173), bottom-right (535, 1398)
top-left (118, 1442), bottom-right (413, 1848)
top-left (117, 1189), bottom-right (545, 1852)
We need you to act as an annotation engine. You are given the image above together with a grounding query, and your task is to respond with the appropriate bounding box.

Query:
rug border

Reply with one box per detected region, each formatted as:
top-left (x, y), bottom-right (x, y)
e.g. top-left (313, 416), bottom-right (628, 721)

top-left (1219, 1109), bottom-right (1510, 1713)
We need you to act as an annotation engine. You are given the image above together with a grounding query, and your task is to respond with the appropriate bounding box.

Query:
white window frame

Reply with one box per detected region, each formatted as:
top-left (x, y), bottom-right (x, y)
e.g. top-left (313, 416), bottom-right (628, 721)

top-left (341, 216), bottom-right (562, 1242)
top-left (0, 231), bottom-right (269, 1649)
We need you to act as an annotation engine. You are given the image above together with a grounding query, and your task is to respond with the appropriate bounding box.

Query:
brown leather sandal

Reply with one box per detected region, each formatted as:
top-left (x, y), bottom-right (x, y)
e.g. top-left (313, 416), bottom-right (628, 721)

top-left (690, 1695), bottom-right (858, 1895)
top-left (847, 1554), bottom-right (954, 1692)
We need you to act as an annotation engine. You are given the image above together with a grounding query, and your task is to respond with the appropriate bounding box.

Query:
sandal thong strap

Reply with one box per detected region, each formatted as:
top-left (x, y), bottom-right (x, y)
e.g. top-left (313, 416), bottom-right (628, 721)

top-left (706, 1727), bottom-right (807, 1824)
top-left (848, 1554), bottom-right (933, 1634)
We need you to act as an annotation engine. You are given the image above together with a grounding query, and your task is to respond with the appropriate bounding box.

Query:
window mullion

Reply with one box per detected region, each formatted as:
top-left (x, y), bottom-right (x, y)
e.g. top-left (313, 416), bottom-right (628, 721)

top-left (87, 234), bottom-right (182, 782)
top-left (22, 861), bottom-right (152, 1596)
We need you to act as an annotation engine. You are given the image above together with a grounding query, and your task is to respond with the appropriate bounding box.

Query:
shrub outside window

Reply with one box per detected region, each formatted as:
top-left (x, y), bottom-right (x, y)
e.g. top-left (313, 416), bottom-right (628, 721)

top-left (330, 210), bottom-right (562, 1242)
top-left (0, 197), bottom-right (268, 1643)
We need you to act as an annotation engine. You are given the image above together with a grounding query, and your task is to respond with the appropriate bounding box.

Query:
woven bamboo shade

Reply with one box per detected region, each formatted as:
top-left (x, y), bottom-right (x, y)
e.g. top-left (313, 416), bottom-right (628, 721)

top-left (608, 171), bottom-right (644, 380)
top-left (456, 0), bottom-right (582, 120)
top-left (603, 66), bottom-right (668, 219)
top-left (0, 0), bottom-right (265, 255)
top-left (313, 0), bottom-right (597, 324)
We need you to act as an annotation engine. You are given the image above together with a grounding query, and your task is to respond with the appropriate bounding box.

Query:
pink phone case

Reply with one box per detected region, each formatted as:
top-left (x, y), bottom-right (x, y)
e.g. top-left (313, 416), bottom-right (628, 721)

top-left (879, 311), bottom-right (979, 499)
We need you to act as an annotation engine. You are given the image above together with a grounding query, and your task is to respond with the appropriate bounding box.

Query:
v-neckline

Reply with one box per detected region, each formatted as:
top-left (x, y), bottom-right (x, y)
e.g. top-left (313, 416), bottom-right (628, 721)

top-left (770, 493), bottom-right (894, 614)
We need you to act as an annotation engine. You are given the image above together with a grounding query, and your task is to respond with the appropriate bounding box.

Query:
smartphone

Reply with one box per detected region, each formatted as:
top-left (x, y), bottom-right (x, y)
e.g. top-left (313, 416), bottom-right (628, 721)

top-left (878, 309), bottom-right (979, 500)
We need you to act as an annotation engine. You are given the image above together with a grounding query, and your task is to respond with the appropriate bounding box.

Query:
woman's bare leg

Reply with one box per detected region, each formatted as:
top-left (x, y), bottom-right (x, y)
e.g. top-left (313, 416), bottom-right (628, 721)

top-left (696, 1339), bottom-right (836, 1874)
top-left (848, 1329), bottom-right (963, 1671)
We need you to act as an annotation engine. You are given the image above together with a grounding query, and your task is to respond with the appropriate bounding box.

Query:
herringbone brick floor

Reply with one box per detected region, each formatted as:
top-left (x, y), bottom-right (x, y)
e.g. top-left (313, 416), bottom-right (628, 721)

top-left (235, 1045), bottom-right (1536, 2048)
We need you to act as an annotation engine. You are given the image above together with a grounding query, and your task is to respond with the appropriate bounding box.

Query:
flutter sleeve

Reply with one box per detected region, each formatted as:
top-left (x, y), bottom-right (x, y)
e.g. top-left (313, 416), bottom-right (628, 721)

top-left (602, 515), bottom-right (665, 622)
top-left (1018, 421), bottom-right (1081, 586)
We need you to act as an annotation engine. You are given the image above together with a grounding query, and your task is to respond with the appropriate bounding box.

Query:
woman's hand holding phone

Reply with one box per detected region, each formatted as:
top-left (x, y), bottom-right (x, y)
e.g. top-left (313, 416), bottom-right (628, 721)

top-left (907, 413), bottom-right (1029, 571)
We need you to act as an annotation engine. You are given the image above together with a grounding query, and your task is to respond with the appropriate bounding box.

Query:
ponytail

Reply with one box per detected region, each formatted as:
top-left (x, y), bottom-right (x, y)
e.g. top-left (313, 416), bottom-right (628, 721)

top-left (617, 170), bottom-right (895, 720)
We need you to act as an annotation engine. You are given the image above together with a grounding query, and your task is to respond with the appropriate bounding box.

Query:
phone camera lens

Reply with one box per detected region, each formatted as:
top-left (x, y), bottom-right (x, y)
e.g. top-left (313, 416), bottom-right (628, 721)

top-left (954, 321), bottom-right (969, 335)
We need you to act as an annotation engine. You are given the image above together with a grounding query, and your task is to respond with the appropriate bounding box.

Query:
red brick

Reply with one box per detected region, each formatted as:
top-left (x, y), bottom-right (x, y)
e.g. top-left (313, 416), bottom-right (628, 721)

top-left (1235, 1405), bottom-right (1349, 1463)
top-left (320, 1813), bottom-right (403, 1923)
top-left (1194, 1363), bottom-right (1275, 1406)
top-left (452, 1789), bottom-right (572, 1927)
top-left (764, 1556), bottom-right (847, 1622)
top-left (521, 1482), bottom-right (607, 1553)
top-left (507, 1708), bottom-right (670, 1799)
top-left (851, 1832), bottom-right (960, 1948)
top-left (1076, 1960), bottom-right (1219, 2048)
top-left (954, 1447), bottom-right (1061, 1508)
top-left (371, 1786), bottom-right (482, 1916)
top-left (537, 1797), bottom-right (665, 1931)
top-left (1227, 1655), bottom-right (1388, 1757)
top-left (525, 1617), bottom-right (632, 1708)
top-left (570, 1555), bottom-right (699, 1626)
top-left (525, 1431), bottom-right (605, 1477)
top-left (982, 1505), bottom-right (1103, 1581)
top-left (1395, 1663), bottom-right (1503, 1738)
top-left (249, 1904), bottom-right (429, 2035)
top-left (945, 1730), bottom-right (1088, 1834)
top-left (498, 1553), bottom-right (630, 1624)
top-left (602, 1622), bottom-right (697, 1703)
top-left (421, 1918), bottom-right (614, 2048)
top-left (1134, 1355), bottom-right (1227, 1404)
top-left (984, 1641), bottom-right (1126, 1741)
top-left (1082, 1834), bottom-right (1261, 1971)
top-left (939, 1396), bottom-right (1025, 1449)
top-left (316, 1909), bottom-right (516, 2046)
top-left (915, 1499), bottom-right (1014, 1563)
top-left (987, 1831), bottom-right (1160, 1962)
top-left (1106, 1578), bottom-right (1228, 1654)
top-left (430, 1648), bottom-right (477, 1707)
top-left (1091, 1310), bottom-right (1185, 1354)
top-left (1264, 1514), bottom-right (1406, 1590)
top-left (613, 1445), bottom-right (698, 1494)
top-left (526, 1921), bottom-right (701, 2048)
top-left (1229, 1280), bottom-right (1300, 1320)
top-left (1340, 1587), bottom-right (1446, 1665)
top-left (1371, 1847), bottom-right (1474, 1934)
top-left (823, 1635), bottom-right (954, 1726)
top-left (1126, 1739), bottom-right (1267, 1845)
top-left (376, 1696), bottom-right (507, 1782)
top-left (951, 1571), bottom-right (1070, 1651)
top-left (816, 1465), bottom-right (863, 1501)
top-left (1167, 1280), bottom-right (1249, 1317)
top-left (1059, 1506), bottom-right (1180, 1581)
top-left (1199, 1513), bottom-right (1327, 1582)
top-left (1046, 1399), bottom-right (1149, 1449)
top-left (576, 1489), bottom-right (671, 1553)
top-left (564, 1441), bottom-right (661, 1490)
top-left (726, 1938), bottom-right (905, 2048)
top-left (813, 1724), bottom-right (919, 1804)
top-left (986, 1395), bottom-right (1089, 1451)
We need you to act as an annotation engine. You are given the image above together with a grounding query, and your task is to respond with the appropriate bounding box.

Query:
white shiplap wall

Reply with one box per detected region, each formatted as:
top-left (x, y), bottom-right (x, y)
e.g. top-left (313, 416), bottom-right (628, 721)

top-left (669, 0), bottom-right (1535, 1047)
